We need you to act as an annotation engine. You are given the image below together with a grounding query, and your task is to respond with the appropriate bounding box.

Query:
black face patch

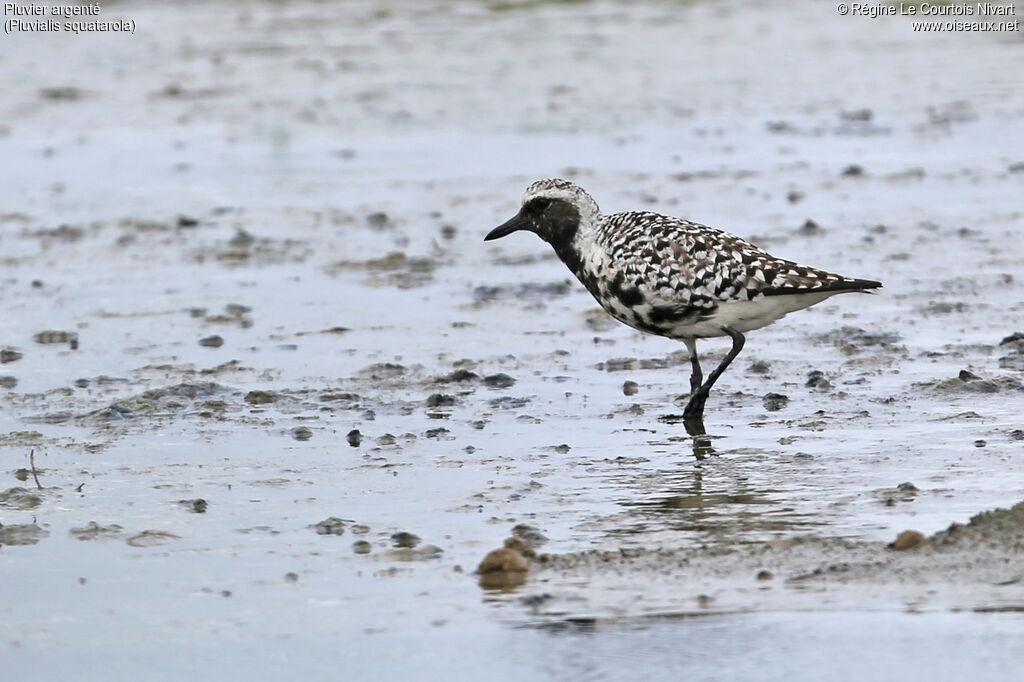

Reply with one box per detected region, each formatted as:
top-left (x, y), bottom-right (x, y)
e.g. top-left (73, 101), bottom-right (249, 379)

top-left (532, 198), bottom-right (580, 249)
top-left (524, 197), bottom-right (552, 215)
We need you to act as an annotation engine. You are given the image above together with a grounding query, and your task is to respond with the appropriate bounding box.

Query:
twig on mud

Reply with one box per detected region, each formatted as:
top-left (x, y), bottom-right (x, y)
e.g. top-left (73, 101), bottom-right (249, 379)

top-left (29, 448), bottom-right (43, 490)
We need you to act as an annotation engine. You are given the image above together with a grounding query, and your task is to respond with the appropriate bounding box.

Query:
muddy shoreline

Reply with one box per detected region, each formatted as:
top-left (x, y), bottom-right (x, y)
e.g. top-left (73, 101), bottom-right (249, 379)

top-left (2, 0), bottom-right (1024, 679)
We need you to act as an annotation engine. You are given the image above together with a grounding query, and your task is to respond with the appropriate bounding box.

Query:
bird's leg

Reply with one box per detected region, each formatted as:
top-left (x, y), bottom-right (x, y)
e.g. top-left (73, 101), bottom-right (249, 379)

top-left (683, 338), bottom-right (702, 395)
top-left (683, 326), bottom-right (746, 420)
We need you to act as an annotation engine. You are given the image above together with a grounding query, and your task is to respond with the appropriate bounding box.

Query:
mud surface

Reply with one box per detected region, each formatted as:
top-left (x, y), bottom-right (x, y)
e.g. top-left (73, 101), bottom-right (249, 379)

top-left (2, 0), bottom-right (1023, 679)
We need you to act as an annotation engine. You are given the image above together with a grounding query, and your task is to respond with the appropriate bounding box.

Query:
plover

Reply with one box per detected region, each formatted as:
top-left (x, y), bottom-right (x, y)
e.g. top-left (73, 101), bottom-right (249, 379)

top-left (485, 179), bottom-right (881, 420)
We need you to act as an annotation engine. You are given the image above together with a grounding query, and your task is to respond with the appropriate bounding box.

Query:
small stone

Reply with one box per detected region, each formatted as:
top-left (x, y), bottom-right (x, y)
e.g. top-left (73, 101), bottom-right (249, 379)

top-left (511, 524), bottom-right (548, 547)
top-left (366, 212), bottom-right (390, 229)
top-left (391, 531), bottom-right (420, 548)
top-left (199, 335), bottom-right (224, 348)
top-left (284, 572), bottom-right (299, 583)
top-left (346, 429), bottom-right (362, 447)
top-left (290, 427), bottom-right (313, 441)
top-left (622, 380), bottom-right (639, 396)
top-left (425, 393), bottom-right (457, 407)
top-left (504, 536), bottom-right (536, 559)
top-left (352, 540), bottom-right (372, 554)
top-left (806, 370), bottom-right (831, 390)
top-left (896, 482), bottom-right (918, 492)
top-left (483, 373), bottom-right (515, 389)
top-left (0, 349), bottom-right (23, 364)
top-left (748, 360), bottom-right (771, 375)
top-left (179, 498), bottom-right (207, 513)
top-left (1010, 430), bottom-right (1024, 441)
top-left (314, 517), bottom-right (346, 535)
top-left (799, 219), bottom-right (824, 235)
top-left (999, 332), bottom-right (1024, 346)
top-left (33, 330), bottom-right (76, 345)
top-left (0, 376), bottom-right (17, 389)
top-left (974, 439), bottom-right (986, 448)
top-left (763, 393), bottom-right (789, 411)
top-left (477, 547), bottom-right (528, 574)
top-left (841, 164), bottom-right (865, 177)
top-left (245, 390), bottom-right (279, 405)
top-left (890, 530), bottom-right (926, 551)
top-left (756, 570), bottom-right (773, 581)
top-left (959, 369), bottom-right (980, 381)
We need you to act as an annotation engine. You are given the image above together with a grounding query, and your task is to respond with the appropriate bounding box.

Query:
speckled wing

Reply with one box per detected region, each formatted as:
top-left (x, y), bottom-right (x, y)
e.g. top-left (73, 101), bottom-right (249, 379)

top-left (599, 211), bottom-right (881, 310)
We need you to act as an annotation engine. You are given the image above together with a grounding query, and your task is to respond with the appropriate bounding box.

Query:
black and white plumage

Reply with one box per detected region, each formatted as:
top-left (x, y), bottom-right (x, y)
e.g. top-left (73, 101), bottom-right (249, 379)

top-left (484, 178), bottom-right (882, 420)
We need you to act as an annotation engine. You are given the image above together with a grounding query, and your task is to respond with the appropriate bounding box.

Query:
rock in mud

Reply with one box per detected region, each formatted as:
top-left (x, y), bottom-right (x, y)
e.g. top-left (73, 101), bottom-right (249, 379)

top-left (763, 393), bottom-right (789, 411)
top-left (490, 396), bottom-right (530, 409)
top-left (391, 531), bottom-right (421, 548)
top-left (1, 349), bottom-right (23, 364)
top-left (391, 544), bottom-right (443, 561)
top-left (179, 498), bottom-right (208, 513)
top-left (0, 375), bottom-right (16, 388)
top-left (890, 530), bottom-right (926, 551)
top-left (33, 330), bottom-right (78, 346)
top-left (346, 429), bottom-right (362, 447)
top-left (426, 393), bottom-right (457, 407)
top-left (245, 390), bottom-right (280, 405)
top-left (314, 517), bottom-right (346, 535)
top-left (70, 521), bottom-right (124, 541)
top-left (511, 524), bottom-right (548, 547)
top-left (478, 547), bottom-right (529, 574)
top-left (352, 540), bottom-right (372, 554)
top-left (199, 335), bottom-right (224, 348)
top-left (0, 487), bottom-right (42, 510)
top-left (483, 373), bottom-right (516, 389)
top-left (927, 371), bottom-right (1021, 394)
top-left (748, 360), bottom-right (771, 374)
top-left (806, 370), bottom-right (831, 390)
top-left (622, 380), bottom-right (639, 396)
top-left (434, 369), bottom-right (479, 383)
top-left (290, 426), bottom-right (313, 441)
top-left (0, 522), bottom-right (49, 545)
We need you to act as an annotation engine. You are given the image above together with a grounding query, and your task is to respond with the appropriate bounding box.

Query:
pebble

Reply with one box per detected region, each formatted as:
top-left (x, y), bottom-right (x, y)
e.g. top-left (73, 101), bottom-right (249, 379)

top-left (763, 393), bottom-right (789, 411)
top-left (245, 390), bottom-right (279, 405)
top-left (477, 547), bottom-right (528, 574)
top-left (622, 380), bottom-right (638, 396)
top-left (890, 530), bottom-right (926, 551)
top-left (290, 427), bottom-right (313, 441)
top-left (179, 498), bottom-right (208, 513)
top-left (353, 540), bottom-right (372, 554)
top-left (314, 517), bottom-right (346, 535)
top-left (483, 373), bottom-right (516, 389)
top-left (346, 429), bottom-right (362, 447)
top-left (806, 370), bottom-right (831, 390)
top-left (1, 349), bottom-right (24, 364)
top-left (391, 531), bottom-right (421, 548)
top-left (199, 335), bottom-right (224, 348)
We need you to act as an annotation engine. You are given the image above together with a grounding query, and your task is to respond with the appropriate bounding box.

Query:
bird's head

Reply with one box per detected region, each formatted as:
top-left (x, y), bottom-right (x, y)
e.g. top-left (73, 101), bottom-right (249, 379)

top-left (485, 179), bottom-right (601, 248)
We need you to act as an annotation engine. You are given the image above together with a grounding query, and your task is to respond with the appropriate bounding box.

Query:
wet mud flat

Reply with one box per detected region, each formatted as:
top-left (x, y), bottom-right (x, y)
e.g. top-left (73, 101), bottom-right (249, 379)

top-left (2, 0), bottom-right (1024, 679)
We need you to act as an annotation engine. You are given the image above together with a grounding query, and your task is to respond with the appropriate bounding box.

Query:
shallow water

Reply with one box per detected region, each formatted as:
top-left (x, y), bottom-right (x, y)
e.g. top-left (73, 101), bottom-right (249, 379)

top-left (2, 0), bottom-right (1024, 679)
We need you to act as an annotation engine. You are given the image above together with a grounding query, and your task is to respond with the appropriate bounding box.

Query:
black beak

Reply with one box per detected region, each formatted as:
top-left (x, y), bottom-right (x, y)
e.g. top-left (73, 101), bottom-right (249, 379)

top-left (484, 211), bottom-right (529, 241)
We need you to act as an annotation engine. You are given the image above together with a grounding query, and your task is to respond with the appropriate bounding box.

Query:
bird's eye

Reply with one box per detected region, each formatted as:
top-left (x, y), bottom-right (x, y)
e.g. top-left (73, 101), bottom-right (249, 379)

top-left (529, 198), bottom-right (552, 213)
